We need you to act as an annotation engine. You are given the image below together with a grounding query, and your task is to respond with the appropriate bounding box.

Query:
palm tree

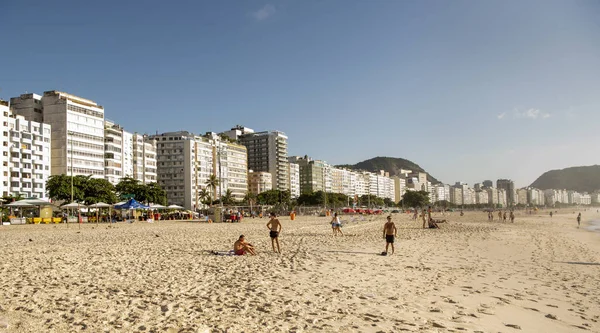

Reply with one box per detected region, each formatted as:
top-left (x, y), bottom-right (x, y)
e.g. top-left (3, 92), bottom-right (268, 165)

top-left (198, 188), bottom-right (210, 206)
top-left (222, 189), bottom-right (234, 206)
top-left (205, 175), bottom-right (220, 205)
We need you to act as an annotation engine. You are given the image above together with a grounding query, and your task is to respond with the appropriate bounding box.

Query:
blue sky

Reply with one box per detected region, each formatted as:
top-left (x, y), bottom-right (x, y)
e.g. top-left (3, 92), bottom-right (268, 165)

top-left (2, 0), bottom-right (599, 187)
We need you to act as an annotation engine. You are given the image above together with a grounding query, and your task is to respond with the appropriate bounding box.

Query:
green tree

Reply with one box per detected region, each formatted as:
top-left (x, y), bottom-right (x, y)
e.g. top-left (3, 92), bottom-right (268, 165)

top-left (358, 194), bottom-right (384, 207)
top-left (146, 182), bottom-right (167, 205)
top-left (115, 177), bottom-right (140, 199)
top-left (383, 197), bottom-right (396, 207)
top-left (257, 190), bottom-right (290, 206)
top-left (221, 189), bottom-right (235, 205)
top-left (46, 174), bottom-right (87, 203)
top-left (401, 190), bottom-right (430, 208)
top-left (205, 175), bottom-right (220, 205)
top-left (83, 178), bottom-right (117, 205)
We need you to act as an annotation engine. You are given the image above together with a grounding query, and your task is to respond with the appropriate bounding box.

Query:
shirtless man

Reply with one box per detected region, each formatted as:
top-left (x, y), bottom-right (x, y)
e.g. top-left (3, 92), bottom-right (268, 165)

top-left (421, 208), bottom-right (427, 229)
top-left (383, 216), bottom-right (398, 255)
top-left (509, 211), bottom-right (515, 223)
top-left (233, 235), bottom-right (256, 256)
top-left (266, 212), bottom-right (282, 253)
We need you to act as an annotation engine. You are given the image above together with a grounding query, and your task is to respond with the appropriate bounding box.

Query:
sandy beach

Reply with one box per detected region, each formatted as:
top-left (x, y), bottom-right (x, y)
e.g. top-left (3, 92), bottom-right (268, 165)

top-left (1, 210), bottom-right (599, 332)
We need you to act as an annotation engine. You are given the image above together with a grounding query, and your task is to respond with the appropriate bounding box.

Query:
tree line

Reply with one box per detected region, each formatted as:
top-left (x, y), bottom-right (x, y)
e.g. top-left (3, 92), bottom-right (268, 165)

top-left (46, 176), bottom-right (167, 205)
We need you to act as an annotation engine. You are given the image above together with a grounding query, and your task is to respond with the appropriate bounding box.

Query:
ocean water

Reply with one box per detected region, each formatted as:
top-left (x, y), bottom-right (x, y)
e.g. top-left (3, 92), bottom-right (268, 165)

top-left (585, 220), bottom-right (600, 233)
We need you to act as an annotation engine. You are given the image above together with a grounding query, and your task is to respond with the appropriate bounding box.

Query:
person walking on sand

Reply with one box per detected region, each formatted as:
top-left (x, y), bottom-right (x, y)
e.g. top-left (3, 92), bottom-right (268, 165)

top-left (331, 213), bottom-right (343, 236)
top-left (577, 213), bottom-right (581, 228)
top-left (498, 211), bottom-right (502, 220)
top-left (234, 235), bottom-right (256, 256)
top-left (266, 212), bottom-right (282, 253)
top-left (421, 208), bottom-right (428, 229)
top-left (383, 215), bottom-right (397, 255)
top-left (503, 211), bottom-right (507, 222)
top-left (509, 211), bottom-right (515, 223)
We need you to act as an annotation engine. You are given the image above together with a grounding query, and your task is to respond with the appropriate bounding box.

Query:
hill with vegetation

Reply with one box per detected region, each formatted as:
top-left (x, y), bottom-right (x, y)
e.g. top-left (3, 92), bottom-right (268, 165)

top-left (337, 156), bottom-right (440, 184)
top-left (529, 165), bottom-right (600, 193)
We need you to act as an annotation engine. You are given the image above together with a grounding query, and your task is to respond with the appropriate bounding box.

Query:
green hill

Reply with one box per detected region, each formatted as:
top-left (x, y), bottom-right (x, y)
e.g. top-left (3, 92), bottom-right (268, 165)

top-left (337, 156), bottom-right (441, 184)
top-left (529, 165), bottom-right (600, 193)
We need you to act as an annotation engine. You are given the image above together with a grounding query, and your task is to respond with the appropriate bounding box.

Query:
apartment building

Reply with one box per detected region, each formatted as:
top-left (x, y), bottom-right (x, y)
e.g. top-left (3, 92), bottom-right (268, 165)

top-left (11, 91), bottom-right (105, 178)
top-left (449, 187), bottom-right (463, 205)
top-left (497, 179), bottom-right (516, 206)
top-left (228, 127), bottom-right (289, 191)
top-left (288, 162), bottom-right (300, 198)
top-left (392, 176), bottom-right (406, 203)
top-left (290, 156), bottom-right (326, 194)
top-left (1, 101), bottom-right (51, 199)
top-left (132, 133), bottom-right (157, 184)
top-left (248, 171), bottom-right (272, 195)
top-left (151, 131), bottom-right (247, 209)
top-left (104, 120), bottom-right (132, 184)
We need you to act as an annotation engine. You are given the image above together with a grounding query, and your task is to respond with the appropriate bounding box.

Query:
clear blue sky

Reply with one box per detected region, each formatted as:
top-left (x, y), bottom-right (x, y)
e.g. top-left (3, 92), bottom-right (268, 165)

top-left (2, 0), bottom-right (599, 187)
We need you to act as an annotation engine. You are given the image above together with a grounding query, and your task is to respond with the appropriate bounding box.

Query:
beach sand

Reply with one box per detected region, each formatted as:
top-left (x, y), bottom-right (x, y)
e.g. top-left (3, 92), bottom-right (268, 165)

top-left (1, 209), bottom-right (599, 332)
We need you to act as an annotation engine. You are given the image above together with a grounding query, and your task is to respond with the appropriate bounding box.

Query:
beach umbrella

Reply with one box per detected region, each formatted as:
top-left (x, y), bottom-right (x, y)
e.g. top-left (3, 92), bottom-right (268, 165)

top-left (88, 202), bottom-right (111, 224)
top-left (149, 204), bottom-right (166, 209)
top-left (167, 204), bottom-right (184, 210)
top-left (3, 201), bottom-right (34, 207)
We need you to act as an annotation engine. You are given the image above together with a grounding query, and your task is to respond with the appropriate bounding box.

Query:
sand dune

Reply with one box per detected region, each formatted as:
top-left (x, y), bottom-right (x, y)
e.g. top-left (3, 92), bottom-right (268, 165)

top-left (0, 209), bottom-right (599, 332)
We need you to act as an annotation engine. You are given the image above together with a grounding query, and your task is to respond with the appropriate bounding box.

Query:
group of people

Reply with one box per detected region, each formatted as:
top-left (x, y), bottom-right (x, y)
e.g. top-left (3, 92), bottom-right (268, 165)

top-left (487, 210), bottom-right (515, 223)
top-left (233, 208), bottom-right (445, 256)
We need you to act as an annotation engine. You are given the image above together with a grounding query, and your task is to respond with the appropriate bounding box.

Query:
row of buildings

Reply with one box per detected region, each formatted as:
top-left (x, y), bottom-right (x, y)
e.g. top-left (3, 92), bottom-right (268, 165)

top-left (2, 90), bottom-right (598, 209)
top-left (425, 179), bottom-right (598, 207)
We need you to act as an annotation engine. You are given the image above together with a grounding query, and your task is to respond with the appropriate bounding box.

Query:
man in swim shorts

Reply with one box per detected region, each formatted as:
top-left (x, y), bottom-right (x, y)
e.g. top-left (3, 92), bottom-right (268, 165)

top-left (233, 235), bottom-right (256, 256)
top-left (266, 212), bottom-right (282, 253)
top-left (383, 215), bottom-right (398, 255)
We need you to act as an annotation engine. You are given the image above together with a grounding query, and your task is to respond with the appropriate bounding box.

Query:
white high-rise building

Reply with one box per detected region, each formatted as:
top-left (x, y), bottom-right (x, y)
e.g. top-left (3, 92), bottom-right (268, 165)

top-left (104, 120), bottom-right (131, 184)
top-left (1, 101), bottom-right (51, 199)
top-left (288, 162), bottom-right (300, 198)
top-left (132, 133), bottom-right (157, 184)
top-left (11, 91), bottom-right (105, 178)
top-left (151, 131), bottom-right (248, 210)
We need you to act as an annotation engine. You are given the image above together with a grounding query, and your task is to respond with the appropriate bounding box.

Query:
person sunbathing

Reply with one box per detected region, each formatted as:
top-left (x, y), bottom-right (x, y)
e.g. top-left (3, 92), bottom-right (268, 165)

top-left (233, 235), bottom-right (256, 256)
top-left (428, 218), bottom-right (440, 229)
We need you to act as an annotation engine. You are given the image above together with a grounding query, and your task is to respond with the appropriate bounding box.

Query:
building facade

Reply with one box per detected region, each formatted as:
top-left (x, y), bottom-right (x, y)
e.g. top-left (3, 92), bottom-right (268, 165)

top-left (235, 128), bottom-right (289, 191)
top-left (132, 133), bottom-right (157, 184)
top-left (1, 101), bottom-right (51, 199)
top-left (11, 91), bottom-right (105, 178)
top-left (248, 171), bottom-right (272, 195)
top-left (151, 131), bottom-right (248, 209)
top-left (288, 162), bottom-right (300, 198)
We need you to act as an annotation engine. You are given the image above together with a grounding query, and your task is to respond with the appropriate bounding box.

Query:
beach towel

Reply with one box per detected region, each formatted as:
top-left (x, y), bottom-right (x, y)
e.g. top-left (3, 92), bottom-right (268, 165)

top-left (210, 250), bottom-right (236, 256)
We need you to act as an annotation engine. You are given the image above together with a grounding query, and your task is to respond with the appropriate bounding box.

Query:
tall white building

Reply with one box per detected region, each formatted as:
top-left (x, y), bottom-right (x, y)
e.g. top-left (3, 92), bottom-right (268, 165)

top-left (151, 131), bottom-right (248, 210)
top-left (132, 133), bottom-right (157, 184)
top-left (288, 162), bottom-right (300, 198)
top-left (11, 91), bottom-right (105, 178)
top-left (1, 101), bottom-right (51, 199)
top-left (104, 120), bottom-right (132, 184)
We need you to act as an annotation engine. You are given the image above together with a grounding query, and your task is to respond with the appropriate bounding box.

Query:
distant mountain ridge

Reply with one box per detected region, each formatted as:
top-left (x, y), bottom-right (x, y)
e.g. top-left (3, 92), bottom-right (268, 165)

top-left (337, 156), bottom-right (440, 184)
top-left (529, 165), bottom-right (600, 193)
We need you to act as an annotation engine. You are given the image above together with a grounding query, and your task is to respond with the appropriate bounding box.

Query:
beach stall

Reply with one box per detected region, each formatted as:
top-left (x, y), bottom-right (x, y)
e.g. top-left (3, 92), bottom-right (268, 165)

top-left (88, 202), bottom-right (111, 224)
top-left (3, 201), bottom-right (33, 224)
top-left (114, 199), bottom-right (150, 222)
top-left (61, 202), bottom-right (87, 223)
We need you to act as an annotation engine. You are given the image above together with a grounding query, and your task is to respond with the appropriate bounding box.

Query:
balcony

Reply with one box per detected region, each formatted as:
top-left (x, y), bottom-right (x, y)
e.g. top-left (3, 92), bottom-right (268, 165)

top-left (22, 168), bottom-right (32, 173)
top-left (33, 187), bottom-right (44, 193)
top-left (11, 177), bottom-right (20, 182)
top-left (21, 177), bottom-right (32, 182)
top-left (33, 177), bottom-right (44, 183)
top-left (33, 168), bottom-right (44, 174)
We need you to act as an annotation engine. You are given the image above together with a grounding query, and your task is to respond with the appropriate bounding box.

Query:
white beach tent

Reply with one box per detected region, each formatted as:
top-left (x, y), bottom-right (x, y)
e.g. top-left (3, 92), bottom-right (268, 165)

top-left (167, 204), bottom-right (184, 210)
top-left (88, 202), bottom-right (111, 224)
